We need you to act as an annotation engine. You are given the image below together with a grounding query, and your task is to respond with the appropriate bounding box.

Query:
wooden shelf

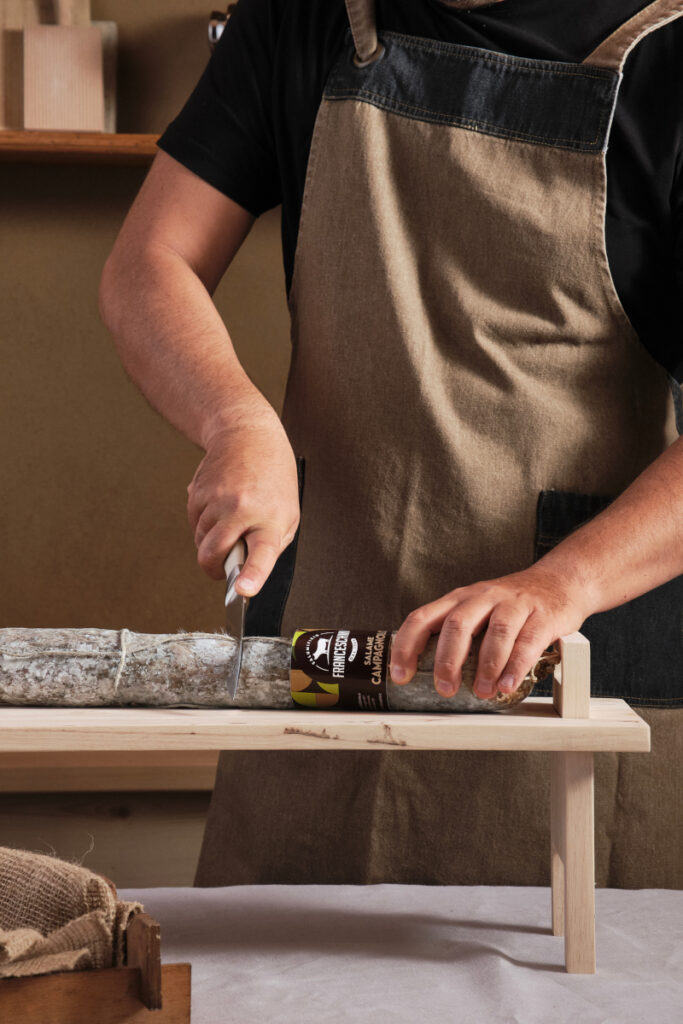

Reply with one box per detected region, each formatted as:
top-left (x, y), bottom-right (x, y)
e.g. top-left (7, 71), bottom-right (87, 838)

top-left (0, 699), bottom-right (651, 754)
top-left (0, 130), bottom-right (158, 165)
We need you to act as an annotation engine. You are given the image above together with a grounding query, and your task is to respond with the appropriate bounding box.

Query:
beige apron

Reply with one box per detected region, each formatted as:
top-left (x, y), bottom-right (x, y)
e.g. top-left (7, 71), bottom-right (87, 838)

top-left (196, 0), bottom-right (682, 887)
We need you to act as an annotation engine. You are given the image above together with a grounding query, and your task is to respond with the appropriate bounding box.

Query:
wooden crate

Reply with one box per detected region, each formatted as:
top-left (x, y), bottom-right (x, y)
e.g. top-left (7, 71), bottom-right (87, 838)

top-left (0, 913), bottom-right (191, 1023)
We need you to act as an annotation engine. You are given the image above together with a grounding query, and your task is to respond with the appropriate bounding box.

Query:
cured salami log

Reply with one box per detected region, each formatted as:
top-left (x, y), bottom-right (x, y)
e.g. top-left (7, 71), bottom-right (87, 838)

top-left (0, 628), bottom-right (558, 712)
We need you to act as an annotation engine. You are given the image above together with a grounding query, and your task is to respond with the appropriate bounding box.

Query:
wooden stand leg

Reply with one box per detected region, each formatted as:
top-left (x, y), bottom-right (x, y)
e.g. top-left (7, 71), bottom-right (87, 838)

top-left (562, 751), bottom-right (596, 973)
top-left (550, 751), bottom-right (565, 937)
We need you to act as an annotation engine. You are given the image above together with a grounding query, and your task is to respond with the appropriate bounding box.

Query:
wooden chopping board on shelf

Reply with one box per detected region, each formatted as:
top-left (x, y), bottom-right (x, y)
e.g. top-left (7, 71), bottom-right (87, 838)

top-left (23, 0), bottom-right (105, 131)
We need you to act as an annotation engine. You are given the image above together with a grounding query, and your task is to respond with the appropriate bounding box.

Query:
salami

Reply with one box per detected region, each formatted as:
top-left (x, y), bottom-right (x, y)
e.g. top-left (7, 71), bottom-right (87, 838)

top-left (0, 628), bottom-right (558, 711)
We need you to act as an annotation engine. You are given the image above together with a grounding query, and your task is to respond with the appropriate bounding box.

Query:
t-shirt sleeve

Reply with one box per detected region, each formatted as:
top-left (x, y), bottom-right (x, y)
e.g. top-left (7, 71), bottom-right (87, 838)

top-left (157, 0), bottom-right (282, 217)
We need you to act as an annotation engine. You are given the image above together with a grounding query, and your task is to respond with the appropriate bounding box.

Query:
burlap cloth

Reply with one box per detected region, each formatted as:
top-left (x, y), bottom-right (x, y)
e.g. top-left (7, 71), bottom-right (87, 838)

top-left (0, 846), bottom-right (142, 978)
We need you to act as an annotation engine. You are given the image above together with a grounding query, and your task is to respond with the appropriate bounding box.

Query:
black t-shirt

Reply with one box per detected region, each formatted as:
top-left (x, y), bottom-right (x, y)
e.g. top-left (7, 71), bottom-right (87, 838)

top-left (158, 0), bottom-right (683, 382)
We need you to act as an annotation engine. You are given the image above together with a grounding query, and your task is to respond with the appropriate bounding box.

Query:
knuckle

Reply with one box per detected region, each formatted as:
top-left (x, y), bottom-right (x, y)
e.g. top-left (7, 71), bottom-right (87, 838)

top-left (389, 641), bottom-right (414, 663)
top-left (282, 521), bottom-right (299, 547)
top-left (442, 615), bottom-right (467, 637)
top-left (197, 547), bottom-right (220, 574)
top-left (506, 664), bottom-right (530, 685)
top-left (250, 538), bottom-right (280, 560)
top-left (486, 619), bottom-right (515, 640)
top-left (405, 608), bottom-right (430, 628)
top-left (197, 534), bottom-right (216, 562)
top-left (186, 491), bottom-right (202, 519)
top-left (516, 629), bottom-right (544, 651)
top-left (232, 490), bottom-right (255, 518)
top-left (478, 658), bottom-right (502, 678)
top-left (201, 488), bottom-right (243, 521)
top-left (434, 659), bottom-right (460, 678)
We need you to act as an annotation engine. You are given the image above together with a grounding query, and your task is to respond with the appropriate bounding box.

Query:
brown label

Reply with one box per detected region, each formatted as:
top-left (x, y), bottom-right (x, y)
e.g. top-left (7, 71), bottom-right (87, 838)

top-left (290, 629), bottom-right (390, 711)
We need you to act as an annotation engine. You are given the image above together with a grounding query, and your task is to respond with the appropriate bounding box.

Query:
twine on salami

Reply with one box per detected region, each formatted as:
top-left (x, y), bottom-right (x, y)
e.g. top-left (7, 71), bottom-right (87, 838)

top-left (290, 629), bottom-right (390, 710)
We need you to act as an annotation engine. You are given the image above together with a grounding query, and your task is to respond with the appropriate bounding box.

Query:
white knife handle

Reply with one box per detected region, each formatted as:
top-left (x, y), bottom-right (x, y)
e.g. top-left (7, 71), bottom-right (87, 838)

top-left (224, 538), bottom-right (247, 605)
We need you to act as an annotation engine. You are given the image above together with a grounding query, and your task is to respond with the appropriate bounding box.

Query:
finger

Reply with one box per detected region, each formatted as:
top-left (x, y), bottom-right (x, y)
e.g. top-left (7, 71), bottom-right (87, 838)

top-left (498, 611), bottom-right (554, 695)
top-left (237, 527), bottom-right (284, 597)
top-left (196, 521), bottom-right (245, 581)
top-left (187, 481), bottom-right (207, 534)
top-left (433, 597), bottom-right (497, 698)
top-left (193, 507), bottom-right (217, 550)
top-left (389, 595), bottom-right (460, 685)
top-left (473, 602), bottom-right (529, 699)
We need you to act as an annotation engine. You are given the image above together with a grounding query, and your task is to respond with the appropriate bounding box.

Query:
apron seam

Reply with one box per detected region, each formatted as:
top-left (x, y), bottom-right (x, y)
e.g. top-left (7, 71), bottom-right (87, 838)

top-left (355, 30), bottom-right (616, 80)
top-left (589, 150), bottom-right (651, 351)
top-left (324, 89), bottom-right (605, 149)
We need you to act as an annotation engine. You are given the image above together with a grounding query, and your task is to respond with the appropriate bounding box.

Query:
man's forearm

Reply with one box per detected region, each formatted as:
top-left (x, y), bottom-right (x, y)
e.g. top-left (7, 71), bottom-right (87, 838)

top-left (538, 433), bottom-right (683, 613)
top-left (99, 244), bottom-right (264, 449)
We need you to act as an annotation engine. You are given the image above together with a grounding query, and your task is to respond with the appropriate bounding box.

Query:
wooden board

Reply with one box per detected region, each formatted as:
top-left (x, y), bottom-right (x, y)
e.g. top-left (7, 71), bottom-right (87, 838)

top-left (0, 698), bottom-right (651, 753)
top-left (23, 24), bottom-right (105, 131)
top-left (126, 914), bottom-right (162, 1010)
top-left (0, 750), bottom-right (219, 792)
top-left (0, 962), bottom-right (190, 1023)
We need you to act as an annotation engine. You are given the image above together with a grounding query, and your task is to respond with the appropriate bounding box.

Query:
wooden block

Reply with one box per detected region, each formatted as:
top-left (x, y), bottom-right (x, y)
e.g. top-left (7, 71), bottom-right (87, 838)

top-left (0, 962), bottom-right (191, 1023)
top-left (126, 913), bottom-right (162, 1010)
top-left (553, 632), bottom-right (591, 719)
top-left (23, 24), bottom-right (104, 131)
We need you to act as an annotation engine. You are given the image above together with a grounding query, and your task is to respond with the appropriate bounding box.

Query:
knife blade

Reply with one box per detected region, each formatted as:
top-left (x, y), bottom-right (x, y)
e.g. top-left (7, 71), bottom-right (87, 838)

top-left (224, 538), bottom-right (247, 699)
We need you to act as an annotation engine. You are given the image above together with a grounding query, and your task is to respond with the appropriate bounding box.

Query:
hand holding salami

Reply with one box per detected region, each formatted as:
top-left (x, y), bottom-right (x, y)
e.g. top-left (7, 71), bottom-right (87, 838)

top-left (391, 564), bottom-right (586, 701)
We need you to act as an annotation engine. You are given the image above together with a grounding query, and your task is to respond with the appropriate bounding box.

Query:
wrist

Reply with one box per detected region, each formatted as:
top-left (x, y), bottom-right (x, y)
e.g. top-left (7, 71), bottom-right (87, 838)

top-left (531, 542), bottom-right (603, 619)
top-left (199, 385), bottom-right (277, 451)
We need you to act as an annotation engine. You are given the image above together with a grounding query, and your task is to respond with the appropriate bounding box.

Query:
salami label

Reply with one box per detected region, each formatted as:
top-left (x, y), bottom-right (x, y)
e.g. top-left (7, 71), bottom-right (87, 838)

top-left (290, 629), bottom-right (390, 711)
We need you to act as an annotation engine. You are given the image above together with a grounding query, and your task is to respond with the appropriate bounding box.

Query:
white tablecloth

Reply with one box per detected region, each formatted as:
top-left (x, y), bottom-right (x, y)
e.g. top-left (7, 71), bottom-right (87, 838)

top-left (121, 885), bottom-right (682, 1024)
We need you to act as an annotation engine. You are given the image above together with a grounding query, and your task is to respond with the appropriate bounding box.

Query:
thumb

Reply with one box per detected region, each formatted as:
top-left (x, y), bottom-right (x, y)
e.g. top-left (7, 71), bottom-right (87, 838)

top-left (235, 528), bottom-right (282, 597)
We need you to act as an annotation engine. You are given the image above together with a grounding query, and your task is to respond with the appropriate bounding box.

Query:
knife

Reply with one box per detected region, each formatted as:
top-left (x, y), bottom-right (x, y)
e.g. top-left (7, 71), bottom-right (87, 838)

top-left (224, 538), bottom-right (247, 699)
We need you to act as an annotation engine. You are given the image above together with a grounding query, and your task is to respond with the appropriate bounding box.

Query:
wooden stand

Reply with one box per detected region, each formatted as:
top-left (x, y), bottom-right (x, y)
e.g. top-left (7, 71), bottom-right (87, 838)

top-left (0, 632), bottom-right (650, 975)
top-left (0, 914), bottom-right (191, 1023)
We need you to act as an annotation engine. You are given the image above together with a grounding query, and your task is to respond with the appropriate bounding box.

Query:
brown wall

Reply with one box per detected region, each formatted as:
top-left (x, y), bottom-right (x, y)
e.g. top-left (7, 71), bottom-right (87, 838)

top-left (0, 0), bottom-right (291, 634)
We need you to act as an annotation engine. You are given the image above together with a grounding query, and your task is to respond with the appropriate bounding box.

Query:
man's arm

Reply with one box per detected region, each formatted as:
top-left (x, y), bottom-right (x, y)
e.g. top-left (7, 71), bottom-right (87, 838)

top-left (390, 432), bottom-right (683, 698)
top-left (99, 149), bottom-right (300, 594)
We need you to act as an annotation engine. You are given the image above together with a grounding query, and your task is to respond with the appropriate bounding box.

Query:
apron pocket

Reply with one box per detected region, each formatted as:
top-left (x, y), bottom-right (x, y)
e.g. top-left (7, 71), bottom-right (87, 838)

top-left (244, 456), bottom-right (305, 637)
top-left (534, 489), bottom-right (682, 707)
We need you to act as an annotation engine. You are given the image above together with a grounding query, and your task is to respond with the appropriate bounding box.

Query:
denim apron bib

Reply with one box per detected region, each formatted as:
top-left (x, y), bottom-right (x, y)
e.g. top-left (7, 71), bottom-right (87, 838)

top-left (196, 0), bottom-right (683, 888)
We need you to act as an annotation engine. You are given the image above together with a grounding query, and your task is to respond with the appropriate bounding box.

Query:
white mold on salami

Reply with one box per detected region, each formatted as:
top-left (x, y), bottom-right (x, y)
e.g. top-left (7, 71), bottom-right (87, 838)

top-left (0, 628), bottom-right (558, 712)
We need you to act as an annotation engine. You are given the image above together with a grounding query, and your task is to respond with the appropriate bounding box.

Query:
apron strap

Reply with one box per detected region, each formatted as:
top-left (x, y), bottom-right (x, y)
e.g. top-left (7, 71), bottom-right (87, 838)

top-left (345, 0), bottom-right (382, 65)
top-left (582, 0), bottom-right (683, 71)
